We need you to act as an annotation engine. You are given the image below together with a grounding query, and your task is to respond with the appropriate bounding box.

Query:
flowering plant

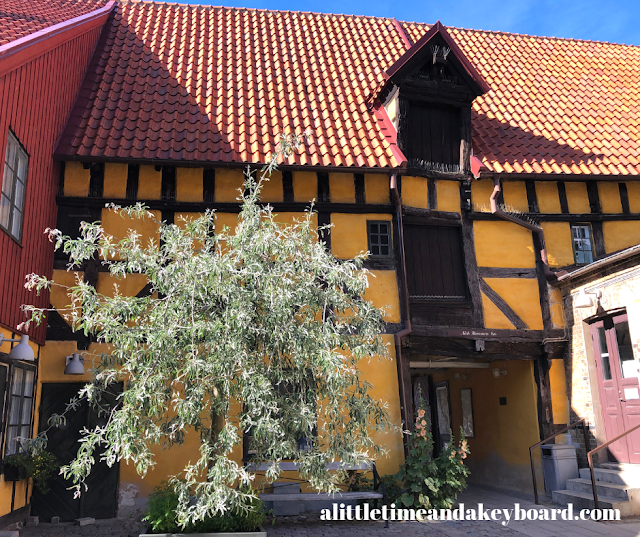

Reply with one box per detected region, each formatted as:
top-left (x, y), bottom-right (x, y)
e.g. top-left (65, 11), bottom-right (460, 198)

top-left (391, 400), bottom-right (470, 510)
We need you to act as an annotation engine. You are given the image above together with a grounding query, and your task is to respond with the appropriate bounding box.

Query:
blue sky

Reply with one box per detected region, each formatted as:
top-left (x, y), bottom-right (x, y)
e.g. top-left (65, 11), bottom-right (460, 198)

top-left (186, 0), bottom-right (640, 45)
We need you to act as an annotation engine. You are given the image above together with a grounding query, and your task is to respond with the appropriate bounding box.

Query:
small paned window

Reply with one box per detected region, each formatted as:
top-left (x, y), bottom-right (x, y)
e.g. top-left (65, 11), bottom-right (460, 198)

top-left (571, 224), bottom-right (594, 265)
top-left (1, 131), bottom-right (29, 242)
top-left (5, 363), bottom-right (35, 455)
top-left (367, 221), bottom-right (392, 257)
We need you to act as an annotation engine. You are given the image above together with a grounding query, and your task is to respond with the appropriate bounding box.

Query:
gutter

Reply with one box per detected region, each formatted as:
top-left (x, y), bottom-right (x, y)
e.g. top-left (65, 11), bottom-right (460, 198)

top-left (0, 1), bottom-right (115, 78)
top-left (555, 244), bottom-right (640, 284)
top-left (489, 177), bottom-right (557, 281)
top-left (390, 173), bottom-right (413, 433)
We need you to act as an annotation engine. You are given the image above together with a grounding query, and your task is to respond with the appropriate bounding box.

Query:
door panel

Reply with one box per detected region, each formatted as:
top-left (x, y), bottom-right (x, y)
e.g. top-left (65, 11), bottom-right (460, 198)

top-left (31, 383), bottom-right (121, 521)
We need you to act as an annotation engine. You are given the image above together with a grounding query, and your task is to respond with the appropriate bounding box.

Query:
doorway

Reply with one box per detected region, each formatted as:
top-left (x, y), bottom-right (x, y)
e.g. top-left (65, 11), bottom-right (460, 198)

top-left (591, 313), bottom-right (640, 464)
top-left (31, 383), bottom-right (121, 521)
top-left (412, 375), bottom-right (451, 454)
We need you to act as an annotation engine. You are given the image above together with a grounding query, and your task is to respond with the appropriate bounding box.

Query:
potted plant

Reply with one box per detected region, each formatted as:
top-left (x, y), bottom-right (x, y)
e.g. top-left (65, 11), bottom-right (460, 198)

top-left (2, 450), bottom-right (58, 492)
top-left (140, 483), bottom-right (267, 537)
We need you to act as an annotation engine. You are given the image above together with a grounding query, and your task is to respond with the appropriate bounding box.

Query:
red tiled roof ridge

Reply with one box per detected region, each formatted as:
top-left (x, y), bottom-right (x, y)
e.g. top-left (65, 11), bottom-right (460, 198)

top-left (117, 1), bottom-right (638, 49)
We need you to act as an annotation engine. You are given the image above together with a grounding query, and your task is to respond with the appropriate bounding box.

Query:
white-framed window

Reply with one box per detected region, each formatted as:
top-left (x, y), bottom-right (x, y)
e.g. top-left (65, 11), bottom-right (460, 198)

top-left (571, 223), bottom-right (594, 265)
top-left (1, 131), bottom-right (29, 242)
top-left (5, 363), bottom-right (35, 455)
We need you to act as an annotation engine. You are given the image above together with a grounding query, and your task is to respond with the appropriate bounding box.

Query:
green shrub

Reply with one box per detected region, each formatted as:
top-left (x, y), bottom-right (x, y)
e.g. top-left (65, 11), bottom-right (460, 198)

top-left (143, 483), bottom-right (266, 534)
top-left (385, 402), bottom-right (470, 510)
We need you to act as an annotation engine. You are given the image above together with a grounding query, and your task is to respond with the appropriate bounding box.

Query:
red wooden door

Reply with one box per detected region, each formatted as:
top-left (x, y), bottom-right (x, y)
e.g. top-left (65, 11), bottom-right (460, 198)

top-left (592, 315), bottom-right (640, 464)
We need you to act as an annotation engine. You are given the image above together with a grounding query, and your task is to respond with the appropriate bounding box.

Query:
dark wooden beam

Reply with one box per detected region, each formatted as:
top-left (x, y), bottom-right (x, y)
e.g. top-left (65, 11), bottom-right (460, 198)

top-left (557, 181), bottom-right (569, 214)
top-left (126, 164), bottom-right (140, 200)
top-left (404, 336), bottom-right (545, 360)
top-left (409, 325), bottom-right (562, 341)
top-left (620, 182), bottom-right (630, 214)
top-left (586, 182), bottom-right (601, 214)
top-left (469, 211), bottom-right (640, 223)
top-left (478, 278), bottom-right (527, 329)
top-left (317, 212), bottom-right (331, 250)
top-left (203, 168), bottom-right (215, 203)
top-left (402, 209), bottom-right (461, 224)
top-left (363, 258), bottom-right (396, 270)
top-left (525, 179), bottom-right (539, 213)
top-left (57, 197), bottom-right (394, 214)
top-left (534, 355), bottom-right (555, 441)
top-left (478, 267), bottom-right (537, 279)
top-left (591, 221), bottom-right (606, 258)
top-left (354, 174), bottom-right (365, 205)
top-left (428, 178), bottom-right (437, 210)
top-left (532, 232), bottom-right (552, 332)
top-left (460, 184), bottom-right (484, 328)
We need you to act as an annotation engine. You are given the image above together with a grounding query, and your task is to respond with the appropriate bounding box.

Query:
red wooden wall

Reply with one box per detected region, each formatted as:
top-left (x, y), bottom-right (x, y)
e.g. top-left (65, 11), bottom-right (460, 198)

top-left (0, 27), bottom-right (103, 344)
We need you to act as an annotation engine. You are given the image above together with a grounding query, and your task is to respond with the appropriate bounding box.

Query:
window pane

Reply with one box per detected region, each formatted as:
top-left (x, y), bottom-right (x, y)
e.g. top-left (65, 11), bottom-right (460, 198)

top-left (616, 321), bottom-right (637, 378)
top-left (0, 193), bottom-right (10, 227)
top-left (21, 397), bottom-right (32, 425)
top-left (23, 369), bottom-right (34, 397)
top-left (8, 394), bottom-right (21, 425)
top-left (11, 367), bottom-right (23, 395)
top-left (20, 425), bottom-right (30, 442)
top-left (16, 152), bottom-right (27, 182)
top-left (1, 164), bottom-right (13, 197)
top-left (4, 137), bottom-right (16, 173)
top-left (598, 327), bottom-right (612, 380)
top-left (13, 177), bottom-right (24, 209)
top-left (11, 207), bottom-right (21, 239)
top-left (5, 426), bottom-right (18, 455)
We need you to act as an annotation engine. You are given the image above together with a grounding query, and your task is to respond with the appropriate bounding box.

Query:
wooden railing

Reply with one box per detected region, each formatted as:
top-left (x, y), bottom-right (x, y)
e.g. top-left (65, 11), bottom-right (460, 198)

top-left (529, 419), bottom-right (591, 505)
top-left (588, 422), bottom-right (640, 509)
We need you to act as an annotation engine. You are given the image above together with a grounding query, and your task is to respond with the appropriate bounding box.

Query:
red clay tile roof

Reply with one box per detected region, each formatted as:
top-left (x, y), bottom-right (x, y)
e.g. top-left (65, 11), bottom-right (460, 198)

top-left (56, 1), bottom-right (640, 175)
top-left (0, 0), bottom-right (108, 46)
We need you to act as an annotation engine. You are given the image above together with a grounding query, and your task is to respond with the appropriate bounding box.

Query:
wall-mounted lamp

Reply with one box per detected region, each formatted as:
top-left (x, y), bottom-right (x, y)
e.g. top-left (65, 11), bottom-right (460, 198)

top-left (575, 289), bottom-right (602, 309)
top-left (0, 334), bottom-right (35, 361)
top-left (64, 353), bottom-right (85, 375)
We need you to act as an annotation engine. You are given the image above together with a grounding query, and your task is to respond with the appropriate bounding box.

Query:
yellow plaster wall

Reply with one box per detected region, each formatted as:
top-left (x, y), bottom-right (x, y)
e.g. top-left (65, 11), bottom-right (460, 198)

top-left (627, 182), bottom-right (640, 213)
top-left (357, 334), bottom-right (404, 476)
top-left (364, 271), bottom-right (400, 323)
top-left (103, 163), bottom-right (128, 199)
top-left (215, 168), bottom-right (244, 203)
top-left (428, 360), bottom-right (542, 491)
top-left (603, 221), bottom-right (640, 253)
top-left (101, 208), bottom-right (161, 260)
top-left (550, 359), bottom-right (570, 425)
top-left (564, 182), bottom-right (591, 214)
top-left (471, 179), bottom-right (494, 212)
top-left (214, 212), bottom-right (238, 235)
top-left (540, 222), bottom-right (575, 267)
top-left (138, 166), bottom-right (162, 200)
top-left (401, 176), bottom-right (428, 209)
top-left (329, 173), bottom-right (355, 204)
top-left (598, 182), bottom-right (622, 213)
top-left (64, 161), bottom-right (90, 197)
top-left (96, 273), bottom-right (149, 299)
top-left (436, 180), bottom-right (460, 213)
top-left (502, 181), bottom-right (529, 212)
top-left (535, 181), bottom-right (561, 213)
top-left (259, 171), bottom-right (283, 203)
top-left (483, 278), bottom-right (544, 330)
top-left (549, 287), bottom-right (565, 329)
top-left (293, 171), bottom-right (317, 203)
top-left (473, 220), bottom-right (536, 268)
top-left (330, 213), bottom-right (393, 259)
top-left (364, 174), bottom-right (389, 204)
top-left (38, 340), bottom-right (93, 384)
top-left (481, 292), bottom-right (515, 329)
top-left (176, 168), bottom-right (203, 202)
top-left (50, 269), bottom-right (82, 313)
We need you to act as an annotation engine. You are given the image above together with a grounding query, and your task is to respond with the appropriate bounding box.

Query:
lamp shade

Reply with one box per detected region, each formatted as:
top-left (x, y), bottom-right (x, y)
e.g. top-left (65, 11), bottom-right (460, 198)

top-left (7, 335), bottom-right (34, 361)
top-left (575, 290), bottom-right (595, 309)
top-left (64, 353), bottom-right (85, 375)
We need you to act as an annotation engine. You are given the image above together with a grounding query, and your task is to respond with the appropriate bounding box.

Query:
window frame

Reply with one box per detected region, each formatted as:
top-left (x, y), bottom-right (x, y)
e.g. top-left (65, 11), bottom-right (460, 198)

top-left (570, 223), bottom-right (595, 266)
top-left (366, 220), bottom-right (393, 258)
top-left (4, 362), bottom-right (36, 456)
top-left (1, 130), bottom-right (29, 243)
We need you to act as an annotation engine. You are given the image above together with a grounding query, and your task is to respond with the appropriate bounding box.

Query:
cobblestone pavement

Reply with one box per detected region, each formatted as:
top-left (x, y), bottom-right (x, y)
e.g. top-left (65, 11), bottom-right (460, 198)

top-left (12, 486), bottom-right (640, 537)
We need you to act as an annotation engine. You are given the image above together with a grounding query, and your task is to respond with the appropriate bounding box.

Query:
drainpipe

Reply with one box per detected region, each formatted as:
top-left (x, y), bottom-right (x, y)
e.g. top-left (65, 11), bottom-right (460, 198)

top-left (390, 173), bottom-right (413, 436)
top-left (489, 178), bottom-right (557, 281)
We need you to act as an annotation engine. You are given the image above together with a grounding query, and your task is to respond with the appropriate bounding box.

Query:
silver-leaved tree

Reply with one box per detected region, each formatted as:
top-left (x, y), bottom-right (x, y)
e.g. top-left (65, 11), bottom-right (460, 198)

top-left (22, 133), bottom-right (394, 524)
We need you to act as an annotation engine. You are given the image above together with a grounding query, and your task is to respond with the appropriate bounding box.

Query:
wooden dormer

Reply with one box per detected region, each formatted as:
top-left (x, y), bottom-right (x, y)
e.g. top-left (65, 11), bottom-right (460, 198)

top-left (378, 22), bottom-right (490, 176)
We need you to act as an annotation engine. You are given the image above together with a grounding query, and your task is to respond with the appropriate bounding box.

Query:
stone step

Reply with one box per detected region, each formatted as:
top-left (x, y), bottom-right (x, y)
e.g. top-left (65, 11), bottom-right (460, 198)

top-left (566, 477), bottom-right (633, 501)
top-left (579, 466), bottom-right (640, 486)
top-left (601, 462), bottom-right (640, 472)
top-left (552, 489), bottom-right (635, 517)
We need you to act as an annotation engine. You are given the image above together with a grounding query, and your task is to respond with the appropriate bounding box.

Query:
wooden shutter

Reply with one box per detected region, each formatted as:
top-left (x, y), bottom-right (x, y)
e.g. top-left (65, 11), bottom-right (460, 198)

top-left (404, 224), bottom-right (467, 300)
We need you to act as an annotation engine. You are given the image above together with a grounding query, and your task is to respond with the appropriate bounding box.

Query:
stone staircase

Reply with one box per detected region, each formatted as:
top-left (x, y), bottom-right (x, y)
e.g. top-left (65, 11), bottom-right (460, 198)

top-left (552, 463), bottom-right (640, 516)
